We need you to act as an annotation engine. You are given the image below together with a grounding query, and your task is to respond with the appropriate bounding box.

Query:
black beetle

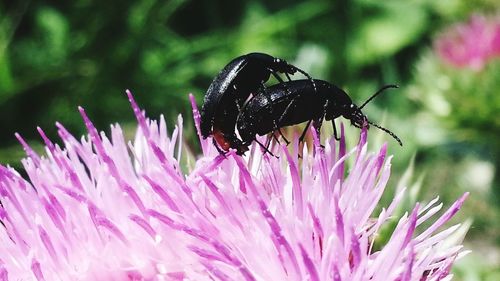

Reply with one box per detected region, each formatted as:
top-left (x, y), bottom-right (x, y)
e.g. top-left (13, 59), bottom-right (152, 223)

top-left (200, 52), bottom-right (315, 154)
top-left (236, 79), bottom-right (402, 153)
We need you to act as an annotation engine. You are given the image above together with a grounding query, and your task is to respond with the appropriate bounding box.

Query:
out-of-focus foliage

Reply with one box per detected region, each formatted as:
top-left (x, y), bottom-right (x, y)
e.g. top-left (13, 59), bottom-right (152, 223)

top-left (0, 0), bottom-right (499, 279)
top-left (408, 12), bottom-right (500, 239)
top-left (410, 53), bottom-right (500, 157)
top-left (0, 0), bottom-right (453, 150)
top-left (406, 13), bottom-right (500, 280)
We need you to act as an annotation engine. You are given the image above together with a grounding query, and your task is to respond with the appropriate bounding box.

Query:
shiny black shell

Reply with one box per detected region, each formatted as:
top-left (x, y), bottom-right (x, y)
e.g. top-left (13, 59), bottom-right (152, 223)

top-left (236, 79), bottom-right (357, 143)
top-left (200, 53), bottom-right (297, 139)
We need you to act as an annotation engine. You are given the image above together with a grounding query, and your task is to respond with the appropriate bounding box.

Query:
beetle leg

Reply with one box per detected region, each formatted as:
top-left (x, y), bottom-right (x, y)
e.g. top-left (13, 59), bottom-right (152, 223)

top-left (267, 134), bottom-right (277, 151)
top-left (299, 119), bottom-right (313, 143)
top-left (284, 72), bottom-right (292, 81)
top-left (277, 99), bottom-right (294, 125)
top-left (276, 130), bottom-right (290, 145)
top-left (273, 79), bottom-right (293, 145)
top-left (258, 82), bottom-right (267, 93)
top-left (313, 118), bottom-right (325, 149)
top-left (262, 134), bottom-right (281, 158)
top-left (272, 133), bottom-right (280, 143)
top-left (212, 138), bottom-right (227, 157)
top-left (270, 70), bottom-right (285, 84)
top-left (274, 100), bottom-right (296, 146)
top-left (312, 118), bottom-right (322, 137)
top-left (276, 91), bottom-right (301, 130)
top-left (315, 101), bottom-right (332, 145)
top-left (271, 131), bottom-right (290, 146)
top-left (332, 120), bottom-right (340, 141)
top-left (259, 81), bottom-right (290, 145)
top-left (234, 98), bottom-right (242, 112)
top-left (254, 138), bottom-right (278, 158)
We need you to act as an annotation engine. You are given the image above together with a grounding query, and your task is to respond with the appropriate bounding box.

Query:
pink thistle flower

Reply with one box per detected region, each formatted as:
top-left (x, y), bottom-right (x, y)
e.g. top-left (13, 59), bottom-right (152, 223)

top-left (0, 91), bottom-right (468, 280)
top-left (435, 14), bottom-right (500, 70)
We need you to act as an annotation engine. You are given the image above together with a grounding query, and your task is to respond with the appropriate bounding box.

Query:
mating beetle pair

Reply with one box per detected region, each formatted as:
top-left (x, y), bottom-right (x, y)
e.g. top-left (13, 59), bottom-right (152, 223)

top-left (200, 52), bottom-right (315, 155)
top-left (200, 52), bottom-right (401, 156)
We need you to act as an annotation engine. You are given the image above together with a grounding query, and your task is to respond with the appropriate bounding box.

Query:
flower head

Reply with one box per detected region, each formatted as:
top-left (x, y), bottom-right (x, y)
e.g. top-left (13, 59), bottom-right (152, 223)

top-left (0, 91), bottom-right (468, 280)
top-left (435, 14), bottom-right (500, 70)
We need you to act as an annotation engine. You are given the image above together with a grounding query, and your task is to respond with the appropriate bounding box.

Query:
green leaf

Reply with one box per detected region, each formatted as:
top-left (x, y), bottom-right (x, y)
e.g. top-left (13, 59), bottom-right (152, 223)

top-left (347, 2), bottom-right (428, 66)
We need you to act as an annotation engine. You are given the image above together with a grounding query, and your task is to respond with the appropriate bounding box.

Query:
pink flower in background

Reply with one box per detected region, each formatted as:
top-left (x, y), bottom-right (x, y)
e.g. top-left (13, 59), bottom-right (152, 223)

top-left (0, 91), bottom-right (468, 280)
top-left (435, 14), bottom-right (500, 70)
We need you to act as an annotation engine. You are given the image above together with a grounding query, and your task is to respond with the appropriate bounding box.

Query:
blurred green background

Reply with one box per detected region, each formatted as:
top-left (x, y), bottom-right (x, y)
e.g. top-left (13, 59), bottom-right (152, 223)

top-left (0, 0), bottom-right (498, 279)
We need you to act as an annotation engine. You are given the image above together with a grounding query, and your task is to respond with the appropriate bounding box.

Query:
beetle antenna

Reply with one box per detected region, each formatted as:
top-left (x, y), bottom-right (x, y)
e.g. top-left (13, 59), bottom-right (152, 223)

top-left (367, 120), bottom-right (403, 146)
top-left (293, 67), bottom-right (317, 93)
top-left (359, 84), bottom-right (399, 109)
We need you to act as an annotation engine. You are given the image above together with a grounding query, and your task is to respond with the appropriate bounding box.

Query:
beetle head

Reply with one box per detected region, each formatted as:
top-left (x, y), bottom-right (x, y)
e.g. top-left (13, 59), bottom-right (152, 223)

top-left (344, 103), bottom-right (369, 129)
top-left (273, 58), bottom-right (297, 74)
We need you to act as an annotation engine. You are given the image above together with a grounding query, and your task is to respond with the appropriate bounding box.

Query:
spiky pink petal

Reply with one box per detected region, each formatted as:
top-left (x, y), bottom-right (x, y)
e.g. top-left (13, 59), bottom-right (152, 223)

top-left (0, 92), bottom-right (468, 280)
